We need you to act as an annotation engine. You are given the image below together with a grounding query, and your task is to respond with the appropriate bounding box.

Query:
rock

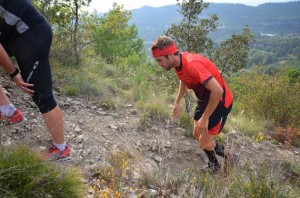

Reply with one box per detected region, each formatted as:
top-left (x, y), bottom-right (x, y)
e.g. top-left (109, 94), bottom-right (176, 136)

top-left (1, 134), bottom-right (12, 146)
top-left (153, 155), bottom-right (163, 162)
top-left (76, 135), bottom-right (84, 143)
top-left (108, 124), bottom-right (118, 129)
top-left (130, 109), bottom-right (138, 115)
top-left (74, 126), bottom-right (82, 133)
top-left (90, 105), bottom-right (97, 110)
top-left (97, 111), bottom-right (107, 116)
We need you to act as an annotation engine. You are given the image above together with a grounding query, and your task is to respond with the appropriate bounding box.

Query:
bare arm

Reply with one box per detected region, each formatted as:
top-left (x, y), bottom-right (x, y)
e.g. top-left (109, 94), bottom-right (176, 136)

top-left (172, 80), bottom-right (187, 119)
top-left (202, 77), bottom-right (223, 119)
top-left (0, 43), bottom-right (34, 95)
top-left (0, 43), bottom-right (17, 74)
top-left (195, 77), bottom-right (223, 134)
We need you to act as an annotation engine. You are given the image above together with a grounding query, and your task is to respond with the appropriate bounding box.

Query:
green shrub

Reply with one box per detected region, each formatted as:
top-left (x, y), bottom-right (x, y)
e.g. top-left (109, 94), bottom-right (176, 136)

top-left (231, 66), bottom-right (300, 129)
top-left (0, 145), bottom-right (86, 197)
top-left (94, 150), bottom-right (131, 197)
top-left (229, 165), bottom-right (297, 198)
top-left (179, 113), bottom-right (194, 136)
top-left (61, 85), bottom-right (80, 96)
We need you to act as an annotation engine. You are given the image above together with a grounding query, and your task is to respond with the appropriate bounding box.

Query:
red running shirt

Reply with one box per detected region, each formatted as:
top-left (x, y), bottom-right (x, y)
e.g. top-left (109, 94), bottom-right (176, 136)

top-left (175, 52), bottom-right (233, 109)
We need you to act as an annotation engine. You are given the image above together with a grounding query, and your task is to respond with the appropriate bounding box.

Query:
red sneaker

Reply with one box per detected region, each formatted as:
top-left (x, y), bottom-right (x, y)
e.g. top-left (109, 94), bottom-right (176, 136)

top-left (41, 145), bottom-right (71, 161)
top-left (0, 108), bottom-right (25, 126)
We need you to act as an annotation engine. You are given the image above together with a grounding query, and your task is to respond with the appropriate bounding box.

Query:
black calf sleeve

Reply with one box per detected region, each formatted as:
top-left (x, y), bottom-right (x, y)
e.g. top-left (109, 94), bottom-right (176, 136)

top-left (214, 141), bottom-right (225, 158)
top-left (203, 149), bottom-right (219, 166)
top-left (33, 94), bottom-right (57, 113)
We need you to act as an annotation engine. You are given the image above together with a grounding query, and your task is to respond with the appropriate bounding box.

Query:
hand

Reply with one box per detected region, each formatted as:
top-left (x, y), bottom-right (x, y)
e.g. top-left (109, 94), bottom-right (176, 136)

top-left (195, 116), bottom-right (209, 135)
top-left (172, 103), bottom-right (180, 119)
top-left (12, 73), bottom-right (34, 96)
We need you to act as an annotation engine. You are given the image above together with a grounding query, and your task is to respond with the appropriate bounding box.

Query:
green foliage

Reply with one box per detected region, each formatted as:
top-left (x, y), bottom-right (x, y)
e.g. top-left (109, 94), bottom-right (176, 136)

top-left (0, 145), bottom-right (86, 197)
top-left (249, 49), bottom-right (277, 66)
top-left (213, 26), bottom-right (255, 76)
top-left (33, 0), bottom-right (95, 64)
top-left (59, 10), bottom-right (98, 64)
top-left (161, 163), bottom-right (299, 197)
top-left (232, 66), bottom-right (300, 128)
top-left (137, 98), bottom-right (171, 122)
top-left (165, 0), bottom-right (218, 55)
top-left (226, 111), bottom-right (266, 138)
top-left (93, 3), bottom-right (146, 64)
top-left (232, 168), bottom-right (286, 197)
top-left (94, 149), bottom-right (131, 197)
top-left (179, 113), bottom-right (194, 136)
top-left (283, 68), bottom-right (300, 84)
top-left (61, 85), bottom-right (81, 96)
top-left (32, 0), bottom-right (73, 26)
top-left (53, 57), bottom-right (125, 108)
top-left (249, 35), bottom-right (300, 66)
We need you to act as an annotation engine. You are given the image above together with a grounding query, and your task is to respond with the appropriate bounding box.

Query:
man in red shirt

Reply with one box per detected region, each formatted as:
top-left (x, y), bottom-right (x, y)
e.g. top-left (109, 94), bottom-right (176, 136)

top-left (151, 36), bottom-right (238, 172)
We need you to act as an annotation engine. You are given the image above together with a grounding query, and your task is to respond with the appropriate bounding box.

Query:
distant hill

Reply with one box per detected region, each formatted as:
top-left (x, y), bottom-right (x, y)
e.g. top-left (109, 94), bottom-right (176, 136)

top-left (128, 1), bottom-right (300, 45)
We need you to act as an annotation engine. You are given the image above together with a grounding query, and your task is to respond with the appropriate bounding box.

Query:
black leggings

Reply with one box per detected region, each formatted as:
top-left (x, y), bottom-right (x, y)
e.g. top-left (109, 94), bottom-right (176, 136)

top-left (9, 21), bottom-right (57, 113)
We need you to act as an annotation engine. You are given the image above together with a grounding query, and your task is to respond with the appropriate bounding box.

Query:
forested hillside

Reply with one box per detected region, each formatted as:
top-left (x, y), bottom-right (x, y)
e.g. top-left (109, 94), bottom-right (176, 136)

top-left (130, 1), bottom-right (300, 42)
top-left (127, 1), bottom-right (300, 66)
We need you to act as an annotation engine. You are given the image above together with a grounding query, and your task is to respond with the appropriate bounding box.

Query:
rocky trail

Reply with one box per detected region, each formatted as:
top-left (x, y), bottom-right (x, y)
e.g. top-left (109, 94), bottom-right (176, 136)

top-left (1, 75), bottom-right (299, 197)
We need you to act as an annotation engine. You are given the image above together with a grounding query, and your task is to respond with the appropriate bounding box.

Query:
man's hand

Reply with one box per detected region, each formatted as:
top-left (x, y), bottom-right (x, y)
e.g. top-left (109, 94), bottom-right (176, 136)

top-left (12, 74), bottom-right (34, 96)
top-left (172, 103), bottom-right (180, 119)
top-left (195, 116), bottom-right (209, 135)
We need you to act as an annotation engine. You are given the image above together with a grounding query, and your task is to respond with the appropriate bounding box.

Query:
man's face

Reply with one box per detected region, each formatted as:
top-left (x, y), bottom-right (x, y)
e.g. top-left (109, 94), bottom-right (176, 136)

top-left (155, 55), bottom-right (173, 71)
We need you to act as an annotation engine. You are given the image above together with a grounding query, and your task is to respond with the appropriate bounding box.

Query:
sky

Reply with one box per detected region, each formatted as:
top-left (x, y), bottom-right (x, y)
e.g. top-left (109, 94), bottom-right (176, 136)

top-left (87, 0), bottom-right (293, 13)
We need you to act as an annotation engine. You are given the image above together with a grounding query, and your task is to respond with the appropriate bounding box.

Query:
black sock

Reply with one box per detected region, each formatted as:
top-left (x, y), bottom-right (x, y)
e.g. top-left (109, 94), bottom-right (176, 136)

top-left (203, 149), bottom-right (219, 166)
top-left (214, 141), bottom-right (225, 158)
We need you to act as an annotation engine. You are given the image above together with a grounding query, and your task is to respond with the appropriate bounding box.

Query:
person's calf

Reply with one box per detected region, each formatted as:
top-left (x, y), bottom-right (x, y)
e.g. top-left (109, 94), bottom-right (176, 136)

top-left (214, 140), bottom-right (225, 158)
top-left (203, 149), bottom-right (220, 168)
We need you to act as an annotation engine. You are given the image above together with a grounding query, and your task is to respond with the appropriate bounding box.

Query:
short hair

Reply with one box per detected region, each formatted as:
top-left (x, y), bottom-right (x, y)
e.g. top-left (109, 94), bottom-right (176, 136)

top-left (151, 36), bottom-right (179, 57)
top-left (151, 36), bottom-right (175, 51)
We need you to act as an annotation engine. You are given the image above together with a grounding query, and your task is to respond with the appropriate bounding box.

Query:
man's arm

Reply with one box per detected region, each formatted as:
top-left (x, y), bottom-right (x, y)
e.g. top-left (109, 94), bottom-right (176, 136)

top-left (0, 43), bottom-right (17, 74)
top-left (202, 77), bottom-right (223, 119)
top-left (0, 43), bottom-right (34, 95)
top-left (172, 80), bottom-right (187, 119)
top-left (195, 77), bottom-right (223, 134)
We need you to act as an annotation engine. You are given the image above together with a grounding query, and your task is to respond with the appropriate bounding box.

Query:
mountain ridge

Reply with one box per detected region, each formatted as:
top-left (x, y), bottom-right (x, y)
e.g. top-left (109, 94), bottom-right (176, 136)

top-left (126, 1), bottom-right (300, 43)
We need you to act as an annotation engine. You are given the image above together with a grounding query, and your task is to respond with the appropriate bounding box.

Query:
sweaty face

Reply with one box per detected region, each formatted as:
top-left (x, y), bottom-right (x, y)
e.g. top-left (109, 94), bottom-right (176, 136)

top-left (155, 55), bottom-right (173, 71)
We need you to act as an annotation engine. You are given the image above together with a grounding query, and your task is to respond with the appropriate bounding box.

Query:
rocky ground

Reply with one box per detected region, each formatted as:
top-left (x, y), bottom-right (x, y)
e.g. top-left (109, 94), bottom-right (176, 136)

top-left (1, 74), bottom-right (299, 197)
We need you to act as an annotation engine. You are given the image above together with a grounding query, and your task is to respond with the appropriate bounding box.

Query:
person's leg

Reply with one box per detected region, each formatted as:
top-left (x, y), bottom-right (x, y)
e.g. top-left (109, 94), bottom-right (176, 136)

top-left (196, 128), bottom-right (220, 169)
top-left (0, 85), bottom-right (10, 105)
top-left (11, 22), bottom-right (68, 157)
top-left (193, 105), bottom-right (230, 171)
top-left (42, 105), bottom-right (65, 144)
top-left (0, 85), bottom-right (25, 125)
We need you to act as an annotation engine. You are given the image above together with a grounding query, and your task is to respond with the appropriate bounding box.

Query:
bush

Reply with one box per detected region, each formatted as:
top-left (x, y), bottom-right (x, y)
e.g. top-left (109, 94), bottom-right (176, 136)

top-left (231, 66), bottom-right (300, 129)
top-left (0, 145), bottom-right (86, 197)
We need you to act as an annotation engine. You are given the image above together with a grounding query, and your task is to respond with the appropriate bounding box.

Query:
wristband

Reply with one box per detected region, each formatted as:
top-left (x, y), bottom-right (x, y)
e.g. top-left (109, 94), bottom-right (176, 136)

top-left (9, 68), bottom-right (20, 79)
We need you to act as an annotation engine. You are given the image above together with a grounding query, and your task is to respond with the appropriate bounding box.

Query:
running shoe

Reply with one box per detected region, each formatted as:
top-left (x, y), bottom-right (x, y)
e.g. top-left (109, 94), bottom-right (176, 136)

top-left (0, 108), bottom-right (25, 126)
top-left (41, 144), bottom-right (71, 161)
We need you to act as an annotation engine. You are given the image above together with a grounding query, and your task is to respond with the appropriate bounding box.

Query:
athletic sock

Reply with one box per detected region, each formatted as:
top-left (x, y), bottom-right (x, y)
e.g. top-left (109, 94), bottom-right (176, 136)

top-left (203, 149), bottom-right (219, 166)
top-left (214, 140), bottom-right (225, 158)
top-left (53, 142), bottom-right (67, 151)
top-left (0, 104), bottom-right (16, 117)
